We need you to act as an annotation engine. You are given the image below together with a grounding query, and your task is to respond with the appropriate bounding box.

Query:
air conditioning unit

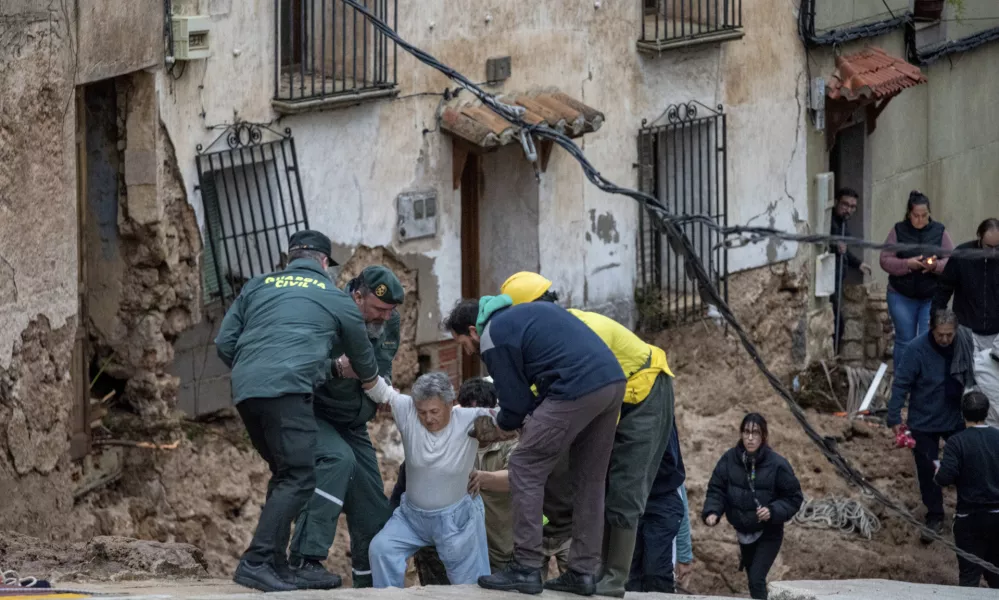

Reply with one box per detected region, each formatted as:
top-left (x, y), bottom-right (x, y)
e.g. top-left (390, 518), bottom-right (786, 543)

top-left (172, 15), bottom-right (212, 61)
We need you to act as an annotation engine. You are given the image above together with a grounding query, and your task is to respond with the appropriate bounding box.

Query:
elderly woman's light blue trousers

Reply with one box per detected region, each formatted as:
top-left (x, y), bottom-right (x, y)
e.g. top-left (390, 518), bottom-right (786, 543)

top-left (369, 492), bottom-right (490, 587)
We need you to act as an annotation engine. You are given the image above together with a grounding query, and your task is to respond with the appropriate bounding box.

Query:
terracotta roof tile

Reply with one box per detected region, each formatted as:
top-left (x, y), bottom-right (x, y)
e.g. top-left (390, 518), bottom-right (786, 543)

top-left (826, 47), bottom-right (927, 102)
top-left (441, 90), bottom-right (605, 148)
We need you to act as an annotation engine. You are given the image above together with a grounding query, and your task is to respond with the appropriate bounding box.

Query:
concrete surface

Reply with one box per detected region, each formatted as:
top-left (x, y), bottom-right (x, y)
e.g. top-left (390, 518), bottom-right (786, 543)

top-left (769, 579), bottom-right (994, 600)
top-left (67, 579), bottom-right (723, 600)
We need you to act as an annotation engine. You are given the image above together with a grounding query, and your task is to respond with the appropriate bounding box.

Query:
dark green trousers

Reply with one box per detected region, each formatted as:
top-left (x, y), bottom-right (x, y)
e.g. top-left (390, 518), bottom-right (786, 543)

top-left (606, 373), bottom-right (675, 529)
top-left (290, 417), bottom-right (391, 584)
top-left (236, 394), bottom-right (317, 566)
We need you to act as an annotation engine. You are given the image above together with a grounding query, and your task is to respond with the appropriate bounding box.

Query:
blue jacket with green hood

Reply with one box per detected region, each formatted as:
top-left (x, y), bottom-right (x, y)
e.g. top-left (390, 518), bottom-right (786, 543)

top-left (476, 295), bottom-right (625, 431)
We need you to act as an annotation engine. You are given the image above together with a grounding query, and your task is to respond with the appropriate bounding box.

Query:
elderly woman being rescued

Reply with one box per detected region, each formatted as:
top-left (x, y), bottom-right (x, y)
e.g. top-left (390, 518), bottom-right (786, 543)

top-left (363, 371), bottom-right (507, 587)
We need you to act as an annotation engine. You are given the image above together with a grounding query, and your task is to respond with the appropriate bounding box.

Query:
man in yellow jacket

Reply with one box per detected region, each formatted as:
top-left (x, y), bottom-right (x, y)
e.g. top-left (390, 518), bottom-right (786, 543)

top-left (500, 272), bottom-right (675, 598)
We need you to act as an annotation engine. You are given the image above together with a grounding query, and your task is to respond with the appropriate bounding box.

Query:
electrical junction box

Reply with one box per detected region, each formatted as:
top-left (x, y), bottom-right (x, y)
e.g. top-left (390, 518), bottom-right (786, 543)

top-left (172, 15), bottom-right (212, 60)
top-left (397, 190), bottom-right (438, 242)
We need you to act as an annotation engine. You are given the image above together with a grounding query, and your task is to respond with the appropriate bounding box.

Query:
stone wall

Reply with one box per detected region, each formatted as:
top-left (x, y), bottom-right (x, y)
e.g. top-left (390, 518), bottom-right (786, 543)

top-left (836, 283), bottom-right (894, 371)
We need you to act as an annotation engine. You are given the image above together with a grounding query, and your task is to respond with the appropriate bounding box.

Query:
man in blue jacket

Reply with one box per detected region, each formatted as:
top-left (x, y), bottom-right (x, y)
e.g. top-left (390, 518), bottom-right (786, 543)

top-left (444, 296), bottom-right (626, 596)
top-left (888, 308), bottom-right (966, 541)
top-left (627, 426), bottom-right (691, 593)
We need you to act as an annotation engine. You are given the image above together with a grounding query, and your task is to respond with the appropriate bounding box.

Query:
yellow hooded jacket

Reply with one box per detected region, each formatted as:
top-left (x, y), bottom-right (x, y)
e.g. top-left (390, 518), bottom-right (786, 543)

top-left (567, 308), bottom-right (673, 405)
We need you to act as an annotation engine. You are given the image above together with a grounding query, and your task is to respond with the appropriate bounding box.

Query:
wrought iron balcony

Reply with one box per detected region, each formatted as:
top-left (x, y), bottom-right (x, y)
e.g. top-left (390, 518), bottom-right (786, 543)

top-left (639, 0), bottom-right (744, 54)
top-left (273, 0), bottom-right (398, 113)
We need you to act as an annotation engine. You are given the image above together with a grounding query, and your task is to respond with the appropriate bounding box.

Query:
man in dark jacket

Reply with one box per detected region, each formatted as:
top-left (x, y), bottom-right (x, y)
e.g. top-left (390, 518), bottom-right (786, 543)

top-left (888, 309), bottom-right (966, 540)
top-left (445, 296), bottom-right (626, 596)
top-left (627, 426), bottom-right (687, 593)
top-left (830, 188), bottom-right (872, 353)
top-left (289, 265), bottom-right (404, 588)
top-left (933, 218), bottom-right (999, 353)
top-left (935, 391), bottom-right (999, 588)
top-left (215, 230), bottom-right (380, 592)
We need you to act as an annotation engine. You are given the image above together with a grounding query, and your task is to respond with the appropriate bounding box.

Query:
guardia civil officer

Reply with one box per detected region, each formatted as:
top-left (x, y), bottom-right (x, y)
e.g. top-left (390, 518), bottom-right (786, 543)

top-left (215, 230), bottom-right (380, 593)
top-left (290, 265), bottom-right (405, 588)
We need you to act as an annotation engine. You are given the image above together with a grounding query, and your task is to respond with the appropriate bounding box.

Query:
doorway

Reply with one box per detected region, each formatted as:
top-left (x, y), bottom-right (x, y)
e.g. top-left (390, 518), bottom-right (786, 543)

top-left (829, 120), bottom-right (867, 286)
top-left (460, 152), bottom-right (482, 381)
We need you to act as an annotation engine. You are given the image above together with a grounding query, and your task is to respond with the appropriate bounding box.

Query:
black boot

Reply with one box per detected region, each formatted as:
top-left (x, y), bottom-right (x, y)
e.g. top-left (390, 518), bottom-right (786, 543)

top-left (287, 559), bottom-right (343, 590)
top-left (920, 515), bottom-right (944, 544)
top-left (545, 569), bottom-right (597, 596)
top-left (233, 560), bottom-right (296, 593)
top-left (478, 561), bottom-right (544, 594)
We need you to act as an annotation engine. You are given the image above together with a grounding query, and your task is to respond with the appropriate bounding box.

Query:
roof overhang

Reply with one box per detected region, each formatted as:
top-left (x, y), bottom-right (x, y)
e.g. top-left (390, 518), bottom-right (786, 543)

top-left (824, 47), bottom-right (927, 149)
top-left (441, 90), bottom-right (605, 188)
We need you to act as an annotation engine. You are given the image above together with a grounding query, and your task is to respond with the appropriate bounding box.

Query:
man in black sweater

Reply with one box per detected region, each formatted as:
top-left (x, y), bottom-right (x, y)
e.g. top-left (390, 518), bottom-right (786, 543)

top-left (829, 188), bottom-right (872, 353)
top-left (935, 391), bottom-right (999, 588)
top-left (933, 218), bottom-right (999, 353)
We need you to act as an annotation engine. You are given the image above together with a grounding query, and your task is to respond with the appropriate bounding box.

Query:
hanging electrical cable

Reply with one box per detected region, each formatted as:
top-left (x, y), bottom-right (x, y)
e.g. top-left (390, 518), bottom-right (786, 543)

top-left (338, 0), bottom-right (999, 576)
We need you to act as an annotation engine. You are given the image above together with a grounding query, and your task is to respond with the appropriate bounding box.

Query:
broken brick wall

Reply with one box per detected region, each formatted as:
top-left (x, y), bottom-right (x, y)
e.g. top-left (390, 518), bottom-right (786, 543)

top-left (87, 71), bottom-right (202, 419)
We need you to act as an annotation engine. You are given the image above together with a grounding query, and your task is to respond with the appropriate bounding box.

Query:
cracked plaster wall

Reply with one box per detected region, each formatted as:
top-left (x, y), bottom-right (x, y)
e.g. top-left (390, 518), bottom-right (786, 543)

top-left (805, 28), bottom-right (999, 303)
top-left (157, 0), bottom-right (808, 337)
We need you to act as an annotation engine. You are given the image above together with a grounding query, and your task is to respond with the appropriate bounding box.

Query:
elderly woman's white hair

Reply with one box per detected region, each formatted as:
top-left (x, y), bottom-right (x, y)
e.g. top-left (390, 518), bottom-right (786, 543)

top-left (410, 371), bottom-right (456, 404)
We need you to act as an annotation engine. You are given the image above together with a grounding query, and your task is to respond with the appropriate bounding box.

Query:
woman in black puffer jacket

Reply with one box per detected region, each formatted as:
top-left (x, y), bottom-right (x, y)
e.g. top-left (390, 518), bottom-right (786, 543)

top-left (701, 413), bottom-right (803, 600)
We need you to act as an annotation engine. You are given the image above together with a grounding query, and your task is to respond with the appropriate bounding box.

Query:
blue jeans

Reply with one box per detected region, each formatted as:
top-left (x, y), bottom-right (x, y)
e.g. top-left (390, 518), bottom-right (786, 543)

top-left (369, 493), bottom-right (490, 588)
top-left (887, 290), bottom-right (932, 370)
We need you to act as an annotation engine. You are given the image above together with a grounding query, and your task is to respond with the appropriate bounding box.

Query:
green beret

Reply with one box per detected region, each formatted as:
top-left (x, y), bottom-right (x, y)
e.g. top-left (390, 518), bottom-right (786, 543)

top-left (361, 265), bottom-right (404, 304)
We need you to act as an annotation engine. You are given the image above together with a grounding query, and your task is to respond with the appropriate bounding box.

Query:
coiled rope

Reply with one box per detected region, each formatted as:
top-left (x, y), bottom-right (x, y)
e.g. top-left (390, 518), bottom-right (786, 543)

top-left (2, 569), bottom-right (38, 588)
top-left (793, 496), bottom-right (882, 539)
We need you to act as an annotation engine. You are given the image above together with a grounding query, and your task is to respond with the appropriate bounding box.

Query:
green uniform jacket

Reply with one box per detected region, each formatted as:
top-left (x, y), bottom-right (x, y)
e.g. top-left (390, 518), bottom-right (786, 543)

top-left (314, 307), bottom-right (400, 428)
top-left (216, 259), bottom-right (379, 404)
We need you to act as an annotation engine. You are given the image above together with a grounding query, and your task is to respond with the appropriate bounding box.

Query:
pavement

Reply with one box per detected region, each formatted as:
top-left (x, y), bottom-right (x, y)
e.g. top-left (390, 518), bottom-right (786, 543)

top-left (35, 579), bottom-right (723, 599)
top-left (769, 579), bottom-right (996, 600)
top-left (12, 579), bottom-right (989, 600)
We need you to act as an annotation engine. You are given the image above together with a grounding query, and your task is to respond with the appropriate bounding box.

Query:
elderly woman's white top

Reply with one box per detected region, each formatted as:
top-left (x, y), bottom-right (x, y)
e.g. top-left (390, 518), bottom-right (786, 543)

top-left (366, 377), bottom-right (497, 511)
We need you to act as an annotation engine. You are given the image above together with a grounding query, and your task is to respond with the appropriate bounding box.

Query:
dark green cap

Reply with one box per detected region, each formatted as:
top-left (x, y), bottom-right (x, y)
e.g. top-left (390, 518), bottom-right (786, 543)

top-left (360, 265), bottom-right (404, 304)
top-left (288, 230), bottom-right (337, 265)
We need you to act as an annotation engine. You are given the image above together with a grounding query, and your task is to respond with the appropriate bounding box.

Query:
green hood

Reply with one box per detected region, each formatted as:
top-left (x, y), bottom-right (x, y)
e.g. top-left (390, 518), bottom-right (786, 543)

top-left (476, 294), bottom-right (513, 334)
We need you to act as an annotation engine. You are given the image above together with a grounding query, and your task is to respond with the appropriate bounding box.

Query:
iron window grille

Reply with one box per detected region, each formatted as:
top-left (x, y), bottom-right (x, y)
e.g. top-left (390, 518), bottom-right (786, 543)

top-left (637, 101), bottom-right (728, 328)
top-left (195, 124), bottom-right (310, 306)
top-left (274, 0), bottom-right (398, 103)
top-left (640, 0), bottom-right (743, 50)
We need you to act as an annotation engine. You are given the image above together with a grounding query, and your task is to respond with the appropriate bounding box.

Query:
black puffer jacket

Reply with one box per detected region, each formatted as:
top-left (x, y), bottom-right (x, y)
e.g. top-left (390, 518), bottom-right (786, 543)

top-left (701, 443), bottom-right (804, 534)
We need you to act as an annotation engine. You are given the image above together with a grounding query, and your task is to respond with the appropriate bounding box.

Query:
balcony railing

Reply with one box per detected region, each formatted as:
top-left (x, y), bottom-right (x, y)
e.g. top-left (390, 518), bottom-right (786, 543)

top-left (273, 0), bottom-right (398, 112)
top-left (639, 0), bottom-right (744, 53)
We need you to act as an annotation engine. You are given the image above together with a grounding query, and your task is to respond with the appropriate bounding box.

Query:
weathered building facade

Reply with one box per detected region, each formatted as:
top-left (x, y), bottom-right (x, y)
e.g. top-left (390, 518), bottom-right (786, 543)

top-left (0, 0), bottom-right (812, 536)
top-left (801, 0), bottom-right (999, 368)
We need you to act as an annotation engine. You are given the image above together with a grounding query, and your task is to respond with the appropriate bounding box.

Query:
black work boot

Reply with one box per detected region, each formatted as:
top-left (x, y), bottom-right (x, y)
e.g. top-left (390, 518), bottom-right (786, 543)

top-left (233, 559), bottom-right (296, 593)
top-left (478, 561), bottom-right (544, 594)
top-left (545, 569), bottom-right (597, 596)
top-left (920, 515), bottom-right (944, 544)
top-left (287, 559), bottom-right (343, 590)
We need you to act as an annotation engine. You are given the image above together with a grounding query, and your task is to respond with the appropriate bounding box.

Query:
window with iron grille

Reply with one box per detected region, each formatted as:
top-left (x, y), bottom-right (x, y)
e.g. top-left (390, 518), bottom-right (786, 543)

top-left (638, 0), bottom-right (744, 53)
top-left (274, 0), bottom-right (397, 107)
top-left (637, 101), bottom-right (728, 328)
top-left (195, 124), bottom-right (310, 306)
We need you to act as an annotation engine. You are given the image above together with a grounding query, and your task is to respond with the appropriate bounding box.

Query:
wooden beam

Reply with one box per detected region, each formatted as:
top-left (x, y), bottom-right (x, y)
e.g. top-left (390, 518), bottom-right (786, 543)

top-left (539, 139), bottom-right (555, 173)
top-left (452, 139), bottom-right (470, 191)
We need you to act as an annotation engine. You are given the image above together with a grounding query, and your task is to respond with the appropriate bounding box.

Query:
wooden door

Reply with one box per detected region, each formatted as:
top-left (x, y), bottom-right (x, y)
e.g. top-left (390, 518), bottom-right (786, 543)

top-left (460, 152), bottom-right (482, 381)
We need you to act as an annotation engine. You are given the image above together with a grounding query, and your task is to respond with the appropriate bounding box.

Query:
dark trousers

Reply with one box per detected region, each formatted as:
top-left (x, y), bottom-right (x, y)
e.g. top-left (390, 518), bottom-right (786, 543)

top-left (236, 394), bottom-right (318, 565)
top-left (290, 419), bottom-right (391, 581)
top-left (910, 429), bottom-right (961, 520)
top-left (389, 463), bottom-right (450, 585)
top-left (627, 486), bottom-right (685, 593)
top-left (739, 527), bottom-right (783, 600)
top-left (607, 374), bottom-right (674, 530)
top-left (954, 511), bottom-right (999, 588)
top-left (509, 381), bottom-right (625, 574)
